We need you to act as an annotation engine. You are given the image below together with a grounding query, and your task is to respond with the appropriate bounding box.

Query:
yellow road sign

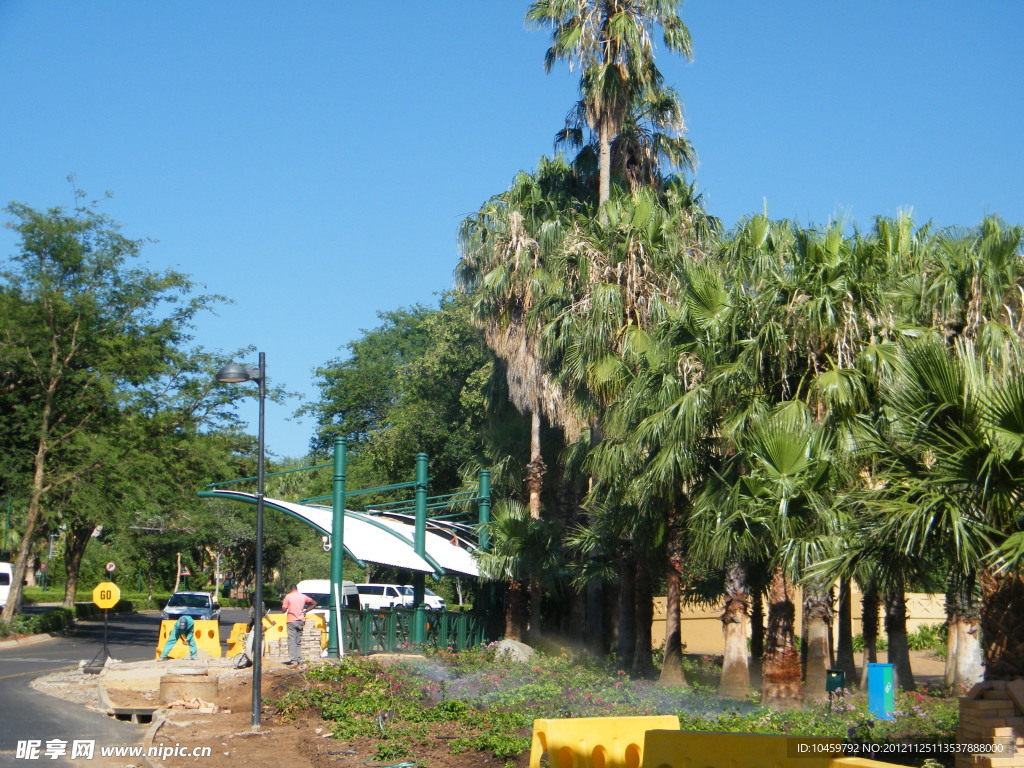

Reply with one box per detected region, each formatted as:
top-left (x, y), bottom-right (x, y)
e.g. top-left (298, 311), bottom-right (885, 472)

top-left (92, 581), bottom-right (120, 609)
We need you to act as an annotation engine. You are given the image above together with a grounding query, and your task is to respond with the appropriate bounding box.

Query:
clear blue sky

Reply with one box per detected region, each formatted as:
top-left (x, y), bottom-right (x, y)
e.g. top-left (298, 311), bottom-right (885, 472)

top-left (2, 2), bottom-right (1021, 460)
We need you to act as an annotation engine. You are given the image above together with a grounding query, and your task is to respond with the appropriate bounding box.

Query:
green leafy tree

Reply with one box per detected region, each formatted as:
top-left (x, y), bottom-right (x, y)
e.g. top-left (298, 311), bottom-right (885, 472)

top-left (0, 197), bottom-right (228, 619)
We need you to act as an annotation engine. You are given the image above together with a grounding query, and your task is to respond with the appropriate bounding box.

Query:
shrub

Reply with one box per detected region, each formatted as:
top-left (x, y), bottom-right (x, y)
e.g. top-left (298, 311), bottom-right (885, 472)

top-left (0, 601), bottom-right (135, 639)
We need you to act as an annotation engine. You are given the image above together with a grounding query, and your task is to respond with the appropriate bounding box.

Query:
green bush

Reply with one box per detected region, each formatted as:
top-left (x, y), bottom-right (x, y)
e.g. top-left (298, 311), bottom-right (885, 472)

top-left (0, 600), bottom-right (135, 639)
top-left (851, 624), bottom-right (947, 655)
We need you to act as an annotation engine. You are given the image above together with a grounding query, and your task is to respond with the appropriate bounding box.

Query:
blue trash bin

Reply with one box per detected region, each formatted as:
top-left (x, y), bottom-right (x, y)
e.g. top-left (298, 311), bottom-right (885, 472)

top-left (867, 662), bottom-right (894, 719)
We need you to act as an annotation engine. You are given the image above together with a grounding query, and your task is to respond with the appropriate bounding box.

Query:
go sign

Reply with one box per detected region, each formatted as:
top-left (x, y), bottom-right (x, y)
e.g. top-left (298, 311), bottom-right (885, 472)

top-left (92, 582), bottom-right (120, 609)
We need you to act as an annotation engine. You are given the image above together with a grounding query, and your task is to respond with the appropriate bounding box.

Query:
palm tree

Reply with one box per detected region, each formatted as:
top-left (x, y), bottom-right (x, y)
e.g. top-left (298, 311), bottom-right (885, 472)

top-left (457, 161), bottom-right (590, 638)
top-left (457, 159), bottom-right (587, 521)
top-left (527, 0), bottom-right (693, 220)
top-left (728, 403), bottom-right (843, 705)
top-left (553, 189), bottom-right (718, 677)
top-left (556, 78), bottom-right (696, 197)
top-left (476, 499), bottom-right (563, 641)
top-left (870, 335), bottom-right (1024, 681)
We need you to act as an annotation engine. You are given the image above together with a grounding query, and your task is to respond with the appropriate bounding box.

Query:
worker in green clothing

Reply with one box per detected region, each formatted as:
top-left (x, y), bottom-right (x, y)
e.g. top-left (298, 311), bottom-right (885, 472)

top-left (159, 615), bottom-right (198, 660)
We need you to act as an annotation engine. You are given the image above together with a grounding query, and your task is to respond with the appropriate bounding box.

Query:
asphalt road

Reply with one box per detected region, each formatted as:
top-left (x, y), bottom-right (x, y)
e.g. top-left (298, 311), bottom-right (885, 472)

top-left (0, 607), bottom-right (247, 764)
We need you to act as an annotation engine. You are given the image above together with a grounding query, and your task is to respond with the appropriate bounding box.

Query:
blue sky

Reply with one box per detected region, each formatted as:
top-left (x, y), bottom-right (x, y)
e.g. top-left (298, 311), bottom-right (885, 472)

top-left (2, 2), bottom-right (1021, 460)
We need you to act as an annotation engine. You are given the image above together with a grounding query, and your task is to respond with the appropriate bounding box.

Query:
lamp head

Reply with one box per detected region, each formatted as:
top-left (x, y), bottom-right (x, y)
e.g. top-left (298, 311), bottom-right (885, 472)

top-left (215, 362), bottom-right (253, 383)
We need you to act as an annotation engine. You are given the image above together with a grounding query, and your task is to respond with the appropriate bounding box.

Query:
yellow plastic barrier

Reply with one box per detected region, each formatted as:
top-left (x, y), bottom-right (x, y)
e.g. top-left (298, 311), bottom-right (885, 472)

top-left (639, 731), bottom-right (906, 768)
top-left (309, 612), bottom-right (328, 649)
top-left (225, 622), bottom-right (248, 657)
top-left (530, 715), bottom-right (679, 768)
top-left (263, 612), bottom-right (288, 643)
top-left (154, 619), bottom-right (222, 659)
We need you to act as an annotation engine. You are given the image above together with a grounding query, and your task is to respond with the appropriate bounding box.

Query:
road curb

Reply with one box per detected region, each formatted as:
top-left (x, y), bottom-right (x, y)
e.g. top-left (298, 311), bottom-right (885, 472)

top-left (0, 631), bottom-right (56, 650)
top-left (0, 608), bottom-right (144, 651)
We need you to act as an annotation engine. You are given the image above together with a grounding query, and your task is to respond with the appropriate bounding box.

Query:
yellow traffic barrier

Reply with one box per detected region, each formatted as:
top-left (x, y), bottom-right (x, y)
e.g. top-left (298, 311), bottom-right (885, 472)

top-left (529, 715), bottom-right (679, 768)
top-left (225, 622), bottom-right (248, 657)
top-left (638, 731), bottom-right (906, 768)
top-left (154, 619), bottom-right (222, 659)
top-left (309, 612), bottom-right (328, 649)
top-left (263, 612), bottom-right (288, 643)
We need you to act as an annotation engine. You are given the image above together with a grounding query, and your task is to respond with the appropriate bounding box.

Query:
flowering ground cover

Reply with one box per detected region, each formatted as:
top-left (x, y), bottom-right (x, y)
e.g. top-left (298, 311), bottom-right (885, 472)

top-left (270, 644), bottom-right (961, 768)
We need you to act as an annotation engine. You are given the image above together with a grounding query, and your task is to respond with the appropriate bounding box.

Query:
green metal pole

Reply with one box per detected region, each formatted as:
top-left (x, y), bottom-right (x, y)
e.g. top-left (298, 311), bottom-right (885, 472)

top-left (477, 469), bottom-right (491, 633)
top-left (412, 452), bottom-right (428, 644)
top-left (477, 470), bottom-right (490, 550)
top-left (328, 436), bottom-right (347, 657)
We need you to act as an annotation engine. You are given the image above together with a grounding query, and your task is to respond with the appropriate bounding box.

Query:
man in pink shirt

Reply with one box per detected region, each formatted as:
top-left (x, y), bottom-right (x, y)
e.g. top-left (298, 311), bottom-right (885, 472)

top-left (281, 584), bottom-right (314, 665)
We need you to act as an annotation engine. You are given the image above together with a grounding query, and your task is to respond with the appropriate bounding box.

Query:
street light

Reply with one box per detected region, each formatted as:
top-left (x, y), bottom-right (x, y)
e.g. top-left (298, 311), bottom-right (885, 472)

top-left (215, 352), bottom-right (266, 729)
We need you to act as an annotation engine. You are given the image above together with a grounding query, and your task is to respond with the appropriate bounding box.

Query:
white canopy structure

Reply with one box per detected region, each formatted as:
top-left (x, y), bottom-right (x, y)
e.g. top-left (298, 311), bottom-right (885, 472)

top-left (204, 489), bottom-right (479, 577)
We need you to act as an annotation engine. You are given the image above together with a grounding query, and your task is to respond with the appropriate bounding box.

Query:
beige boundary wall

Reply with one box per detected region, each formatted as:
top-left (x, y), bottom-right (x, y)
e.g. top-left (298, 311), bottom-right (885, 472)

top-left (652, 586), bottom-right (946, 654)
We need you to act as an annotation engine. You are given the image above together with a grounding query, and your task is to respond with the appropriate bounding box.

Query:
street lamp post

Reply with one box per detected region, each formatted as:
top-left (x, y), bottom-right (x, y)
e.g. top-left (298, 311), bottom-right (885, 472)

top-left (215, 352), bottom-right (266, 730)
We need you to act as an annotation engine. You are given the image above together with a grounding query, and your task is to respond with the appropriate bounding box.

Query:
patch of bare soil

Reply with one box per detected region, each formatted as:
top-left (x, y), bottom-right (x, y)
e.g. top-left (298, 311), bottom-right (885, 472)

top-left (33, 661), bottom-right (524, 768)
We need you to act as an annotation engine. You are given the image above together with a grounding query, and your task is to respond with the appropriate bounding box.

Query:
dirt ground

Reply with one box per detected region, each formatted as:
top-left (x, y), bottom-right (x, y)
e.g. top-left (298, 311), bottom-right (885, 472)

top-left (29, 651), bottom-right (950, 768)
top-left (32, 658), bottom-right (521, 768)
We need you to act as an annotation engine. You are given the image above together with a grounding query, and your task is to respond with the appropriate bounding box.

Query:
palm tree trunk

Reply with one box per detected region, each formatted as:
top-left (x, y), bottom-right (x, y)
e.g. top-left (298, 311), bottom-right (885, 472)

top-left (523, 409), bottom-right (545, 635)
top-left (586, 580), bottom-right (605, 655)
top-left (718, 560), bottom-right (750, 699)
top-left (835, 577), bottom-right (857, 685)
top-left (979, 569), bottom-right (1024, 681)
top-left (61, 523), bottom-right (95, 609)
top-left (943, 586), bottom-right (959, 688)
top-left (526, 411), bottom-right (545, 520)
top-left (859, 584), bottom-right (880, 688)
top-left (598, 122), bottom-right (612, 223)
top-left (660, 508), bottom-right (686, 686)
top-left (566, 584), bottom-right (586, 644)
top-left (632, 556), bottom-right (656, 679)
top-left (615, 558), bottom-right (637, 672)
top-left (884, 590), bottom-right (915, 691)
top-left (750, 590), bottom-right (765, 660)
top-left (505, 580), bottom-right (525, 642)
top-left (659, 549), bottom-right (686, 685)
top-left (528, 578), bottom-right (543, 639)
top-left (952, 591), bottom-right (983, 688)
top-left (750, 589), bottom-right (765, 689)
top-left (803, 581), bottom-right (833, 702)
top-left (761, 568), bottom-right (802, 707)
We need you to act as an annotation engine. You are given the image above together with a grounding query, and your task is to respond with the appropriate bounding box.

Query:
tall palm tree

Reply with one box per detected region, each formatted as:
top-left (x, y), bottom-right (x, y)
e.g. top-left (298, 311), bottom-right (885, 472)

top-left (457, 159), bottom-right (587, 521)
top-left (527, 0), bottom-right (693, 220)
top-left (553, 189), bottom-right (717, 675)
top-left (556, 78), bottom-right (696, 197)
top-left (457, 161), bottom-right (589, 638)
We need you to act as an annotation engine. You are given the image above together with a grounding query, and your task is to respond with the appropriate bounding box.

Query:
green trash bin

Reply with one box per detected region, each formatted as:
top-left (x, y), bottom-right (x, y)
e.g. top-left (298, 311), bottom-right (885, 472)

top-left (826, 669), bottom-right (846, 694)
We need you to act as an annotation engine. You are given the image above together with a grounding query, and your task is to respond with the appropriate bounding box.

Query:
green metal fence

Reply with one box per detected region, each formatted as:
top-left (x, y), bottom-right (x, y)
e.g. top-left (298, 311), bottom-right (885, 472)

top-left (339, 607), bottom-right (487, 654)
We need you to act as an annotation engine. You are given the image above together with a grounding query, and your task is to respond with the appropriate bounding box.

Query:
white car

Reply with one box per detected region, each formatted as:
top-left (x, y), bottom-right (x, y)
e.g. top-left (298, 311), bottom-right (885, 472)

top-left (162, 591), bottom-right (221, 622)
top-left (0, 562), bottom-right (12, 609)
top-left (403, 585), bottom-right (446, 611)
top-left (356, 583), bottom-right (446, 611)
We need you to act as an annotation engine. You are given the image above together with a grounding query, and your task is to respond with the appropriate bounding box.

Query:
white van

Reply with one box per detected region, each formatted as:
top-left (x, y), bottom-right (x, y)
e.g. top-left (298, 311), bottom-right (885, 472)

top-left (296, 579), bottom-right (359, 621)
top-left (0, 562), bottom-right (12, 609)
